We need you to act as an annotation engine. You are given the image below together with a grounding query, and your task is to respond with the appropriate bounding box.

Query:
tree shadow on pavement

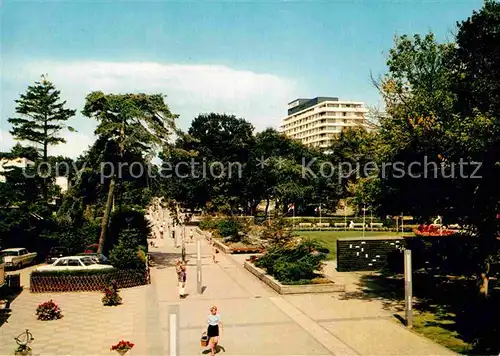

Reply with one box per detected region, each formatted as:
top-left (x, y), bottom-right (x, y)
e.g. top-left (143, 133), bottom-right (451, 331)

top-left (201, 345), bottom-right (226, 354)
top-left (338, 269), bottom-right (500, 354)
top-left (149, 252), bottom-right (183, 267)
top-left (0, 286), bottom-right (23, 327)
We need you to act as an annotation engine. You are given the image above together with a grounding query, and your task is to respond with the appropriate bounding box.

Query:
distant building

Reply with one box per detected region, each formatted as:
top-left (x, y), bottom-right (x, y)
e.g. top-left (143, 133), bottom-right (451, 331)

top-left (0, 157), bottom-right (35, 183)
top-left (279, 97), bottom-right (369, 149)
top-left (0, 157), bottom-right (68, 193)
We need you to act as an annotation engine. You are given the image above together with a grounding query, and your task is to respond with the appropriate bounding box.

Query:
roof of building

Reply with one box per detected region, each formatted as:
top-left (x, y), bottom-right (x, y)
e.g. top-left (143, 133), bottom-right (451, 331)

top-left (287, 97), bottom-right (340, 115)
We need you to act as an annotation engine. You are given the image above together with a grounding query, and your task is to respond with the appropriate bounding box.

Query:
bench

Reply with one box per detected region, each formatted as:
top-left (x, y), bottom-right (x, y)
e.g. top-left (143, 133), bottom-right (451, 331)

top-left (315, 223), bottom-right (330, 228)
top-left (298, 223), bottom-right (313, 227)
top-left (370, 223), bottom-right (384, 228)
top-left (334, 222), bottom-right (347, 228)
top-left (351, 223), bottom-right (366, 228)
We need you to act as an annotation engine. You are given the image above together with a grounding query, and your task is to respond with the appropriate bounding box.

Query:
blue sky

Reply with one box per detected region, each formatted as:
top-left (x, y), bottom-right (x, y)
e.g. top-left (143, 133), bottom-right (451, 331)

top-left (1, 0), bottom-right (484, 157)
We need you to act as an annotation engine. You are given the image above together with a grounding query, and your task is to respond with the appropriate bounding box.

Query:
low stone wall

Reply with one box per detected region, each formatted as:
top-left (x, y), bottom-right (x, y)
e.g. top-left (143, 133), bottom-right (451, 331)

top-left (244, 261), bottom-right (345, 294)
top-left (30, 269), bottom-right (151, 293)
top-left (211, 239), bottom-right (233, 254)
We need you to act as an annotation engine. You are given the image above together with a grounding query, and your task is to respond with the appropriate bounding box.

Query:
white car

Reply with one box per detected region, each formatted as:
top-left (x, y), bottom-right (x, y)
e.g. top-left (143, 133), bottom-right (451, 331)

top-left (36, 256), bottom-right (114, 272)
top-left (1, 248), bottom-right (37, 269)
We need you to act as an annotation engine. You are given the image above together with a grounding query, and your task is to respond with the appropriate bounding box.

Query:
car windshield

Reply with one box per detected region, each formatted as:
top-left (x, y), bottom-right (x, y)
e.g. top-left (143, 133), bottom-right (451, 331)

top-left (2, 251), bottom-right (19, 256)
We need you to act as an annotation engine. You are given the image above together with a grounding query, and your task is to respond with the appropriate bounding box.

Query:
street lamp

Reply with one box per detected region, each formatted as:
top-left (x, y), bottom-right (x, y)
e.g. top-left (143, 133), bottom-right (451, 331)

top-left (362, 205), bottom-right (367, 238)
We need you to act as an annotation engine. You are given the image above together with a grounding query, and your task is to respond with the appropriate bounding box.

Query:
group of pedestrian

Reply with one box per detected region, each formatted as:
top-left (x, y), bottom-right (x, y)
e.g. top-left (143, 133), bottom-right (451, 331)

top-left (172, 234), bottom-right (224, 355)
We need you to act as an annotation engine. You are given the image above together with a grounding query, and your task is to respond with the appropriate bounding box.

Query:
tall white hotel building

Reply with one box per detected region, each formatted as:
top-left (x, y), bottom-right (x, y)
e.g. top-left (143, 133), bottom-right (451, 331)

top-left (279, 97), bottom-right (369, 149)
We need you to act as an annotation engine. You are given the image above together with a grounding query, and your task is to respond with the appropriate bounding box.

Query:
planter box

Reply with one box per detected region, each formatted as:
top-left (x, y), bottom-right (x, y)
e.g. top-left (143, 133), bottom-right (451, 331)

top-left (211, 239), bottom-right (263, 254)
top-left (211, 239), bottom-right (233, 254)
top-left (30, 269), bottom-right (151, 293)
top-left (244, 261), bottom-right (345, 294)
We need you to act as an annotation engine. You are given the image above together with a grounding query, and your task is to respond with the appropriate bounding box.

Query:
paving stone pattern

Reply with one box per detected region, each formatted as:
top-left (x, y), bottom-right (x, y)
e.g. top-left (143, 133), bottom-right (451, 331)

top-left (0, 228), bottom-right (454, 355)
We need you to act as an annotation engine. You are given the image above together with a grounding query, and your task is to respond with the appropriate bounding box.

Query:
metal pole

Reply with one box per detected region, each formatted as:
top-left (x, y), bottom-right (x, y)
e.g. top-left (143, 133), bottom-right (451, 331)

top-left (370, 208), bottom-right (373, 231)
top-left (181, 225), bottom-right (186, 262)
top-left (197, 239), bottom-right (202, 294)
top-left (168, 305), bottom-right (180, 356)
top-left (344, 204), bottom-right (347, 231)
top-left (401, 213), bottom-right (404, 236)
top-left (404, 249), bottom-right (413, 328)
top-left (362, 205), bottom-right (366, 238)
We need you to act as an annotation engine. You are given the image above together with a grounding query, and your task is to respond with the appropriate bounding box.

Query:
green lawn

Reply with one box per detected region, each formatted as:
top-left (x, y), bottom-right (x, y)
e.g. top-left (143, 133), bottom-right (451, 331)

top-left (413, 311), bottom-right (472, 354)
top-left (295, 231), bottom-right (408, 260)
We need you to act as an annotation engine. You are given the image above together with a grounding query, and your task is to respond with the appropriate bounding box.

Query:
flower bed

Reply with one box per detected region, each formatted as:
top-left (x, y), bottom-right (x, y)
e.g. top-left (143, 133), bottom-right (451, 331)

top-left (30, 268), bottom-right (150, 293)
top-left (414, 229), bottom-right (457, 237)
top-left (36, 299), bottom-right (63, 320)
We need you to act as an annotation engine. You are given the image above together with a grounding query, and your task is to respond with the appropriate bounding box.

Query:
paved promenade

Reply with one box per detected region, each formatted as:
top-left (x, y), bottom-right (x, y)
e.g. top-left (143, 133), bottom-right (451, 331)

top-left (151, 231), bottom-right (455, 356)
top-left (0, 227), bottom-right (455, 355)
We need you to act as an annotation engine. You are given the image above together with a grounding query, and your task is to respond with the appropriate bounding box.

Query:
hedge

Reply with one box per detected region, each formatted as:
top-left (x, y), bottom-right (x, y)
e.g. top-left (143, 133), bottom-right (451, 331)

top-left (30, 268), bottom-right (150, 293)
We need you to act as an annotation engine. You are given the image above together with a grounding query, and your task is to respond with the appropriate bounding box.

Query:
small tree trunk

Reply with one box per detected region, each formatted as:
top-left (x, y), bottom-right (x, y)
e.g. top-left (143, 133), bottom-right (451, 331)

top-left (265, 198), bottom-right (270, 217)
top-left (97, 176), bottom-right (116, 255)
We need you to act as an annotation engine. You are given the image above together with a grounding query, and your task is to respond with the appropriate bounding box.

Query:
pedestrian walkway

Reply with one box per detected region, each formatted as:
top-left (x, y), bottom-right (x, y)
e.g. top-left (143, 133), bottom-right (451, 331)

top-left (150, 229), bottom-right (455, 355)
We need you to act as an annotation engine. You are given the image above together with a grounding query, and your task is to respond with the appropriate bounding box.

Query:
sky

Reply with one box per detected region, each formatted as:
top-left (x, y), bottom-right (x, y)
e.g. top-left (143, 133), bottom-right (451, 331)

top-left (0, 0), bottom-right (484, 158)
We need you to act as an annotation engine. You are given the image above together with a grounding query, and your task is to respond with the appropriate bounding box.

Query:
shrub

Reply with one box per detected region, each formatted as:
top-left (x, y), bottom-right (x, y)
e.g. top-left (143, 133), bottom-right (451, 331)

top-left (260, 218), bottom-right (294, 247)
top-left (102, 280), bottom-right (122, 306)
top-left (108, 227), bottom-right (147, 269)
top-left (199, 215), bottom-right (219, 231)
top-left (109, 242), bottom-right (144, 270)
top-left (108, 208), bottom-right (151, 251)
top-left (255, 239), bottom-right (328, 284)
top-left (36, 300), bottom-right (63, 321)
top-left (217, 218), bottom-right (243, 238)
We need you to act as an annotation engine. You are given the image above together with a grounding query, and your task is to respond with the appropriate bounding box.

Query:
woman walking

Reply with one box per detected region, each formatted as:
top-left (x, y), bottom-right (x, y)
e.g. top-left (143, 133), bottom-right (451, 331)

top-left (176, 261), bottom-right (187, 298)
top-left (206, 305), bottom-right (222, 356)
top-left (179, 264), bottom-right (187, 298)
top-left (212, 242), bottom-right (219, 263)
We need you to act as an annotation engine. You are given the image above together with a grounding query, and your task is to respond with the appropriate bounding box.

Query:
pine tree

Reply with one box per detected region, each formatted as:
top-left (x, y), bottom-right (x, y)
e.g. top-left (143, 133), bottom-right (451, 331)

top-left (8, 75), bottom-right (76, 161)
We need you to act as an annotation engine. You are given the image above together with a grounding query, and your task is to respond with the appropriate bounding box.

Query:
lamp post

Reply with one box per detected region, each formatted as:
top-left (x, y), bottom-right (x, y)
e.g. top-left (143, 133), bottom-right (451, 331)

top-left (370, 207), bottom-right (373, 231)
top-left (180, 211), bottom-right (186, 263)
top-left (362, 205), bottom-right (366, 238)
top-left (344, 202), bottom-right (347, 232)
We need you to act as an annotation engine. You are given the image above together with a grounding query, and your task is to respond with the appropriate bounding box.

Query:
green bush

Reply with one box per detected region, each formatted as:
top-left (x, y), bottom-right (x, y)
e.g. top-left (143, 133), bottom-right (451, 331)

top-left (199, 215), bottom-right (219, 230)
top-left (255, 239), bottom-right (328, 284)
top-left (109, 242), bottom-right (144, 270)
top-left (217, 218), bottom-right (243, 237)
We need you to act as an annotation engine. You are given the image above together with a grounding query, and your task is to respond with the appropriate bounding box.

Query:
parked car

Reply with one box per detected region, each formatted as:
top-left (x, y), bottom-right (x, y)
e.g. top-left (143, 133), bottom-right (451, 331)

top-left (1, 248), bottom-right (37, 269)
top-left (77, 253), bottom-right (109, 264)
top-left (45, 247), bottom-right (70, 264)
top-left (36, 256), bottom-right (114, 272)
